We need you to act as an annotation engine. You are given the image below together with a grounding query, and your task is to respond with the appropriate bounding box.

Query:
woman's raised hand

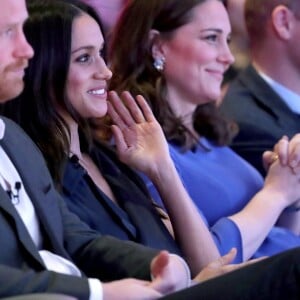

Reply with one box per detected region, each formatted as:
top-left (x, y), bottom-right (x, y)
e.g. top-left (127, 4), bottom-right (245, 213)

top-left (108, 91), bottom-right (171, 177)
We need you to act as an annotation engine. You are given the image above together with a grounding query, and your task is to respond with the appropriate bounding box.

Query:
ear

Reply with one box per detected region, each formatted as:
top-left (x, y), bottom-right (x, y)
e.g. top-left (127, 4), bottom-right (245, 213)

top-left (149, 29), bottom-right (166, 60)
top-left (272, 5), bottom-right (294, 40)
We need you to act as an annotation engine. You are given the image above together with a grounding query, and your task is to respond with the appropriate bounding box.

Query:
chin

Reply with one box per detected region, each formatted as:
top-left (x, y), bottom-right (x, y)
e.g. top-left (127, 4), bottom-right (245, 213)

top-left (92, 107), bottom-right (108, 119)
top-left (3, 83), bottom-right (24, 101)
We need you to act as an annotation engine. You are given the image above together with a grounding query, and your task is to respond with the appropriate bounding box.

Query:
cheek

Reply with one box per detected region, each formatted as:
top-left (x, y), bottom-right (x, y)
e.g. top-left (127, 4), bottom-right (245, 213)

top-left (67, 72), bottom-right (83, 91)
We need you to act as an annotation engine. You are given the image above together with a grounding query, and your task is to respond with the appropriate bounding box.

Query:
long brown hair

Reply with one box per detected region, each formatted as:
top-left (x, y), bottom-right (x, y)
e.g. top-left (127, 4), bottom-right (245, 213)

top-left (0, 0), bottom-right (104, 184)
top-left (109, 0), bottom-right (237, 150)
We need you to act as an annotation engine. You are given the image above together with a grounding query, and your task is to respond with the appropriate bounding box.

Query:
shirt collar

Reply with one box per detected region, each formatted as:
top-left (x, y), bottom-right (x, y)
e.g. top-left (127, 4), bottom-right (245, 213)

top-left (0, 118), bottom-right (5, 140)
top-left (256, 69), bottom-right (300, 114)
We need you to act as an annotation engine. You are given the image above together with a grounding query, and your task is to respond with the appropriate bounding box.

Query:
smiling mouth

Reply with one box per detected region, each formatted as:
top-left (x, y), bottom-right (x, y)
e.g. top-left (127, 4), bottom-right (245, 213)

top-left (87, 89), bottom-right (106, 95)
top-left (208, 71), bottom-right (224, 81)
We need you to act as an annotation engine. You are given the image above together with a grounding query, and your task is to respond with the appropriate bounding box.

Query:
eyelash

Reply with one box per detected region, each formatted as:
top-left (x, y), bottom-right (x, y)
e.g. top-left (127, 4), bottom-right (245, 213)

top-left (204, 34), bottom-right (218, 42)
top-left (75, 50), bottom-right (105, 64)
top-left (0, 28), bottom-right (14, 38)
top-left (203, 34), bottom-right (231, 45)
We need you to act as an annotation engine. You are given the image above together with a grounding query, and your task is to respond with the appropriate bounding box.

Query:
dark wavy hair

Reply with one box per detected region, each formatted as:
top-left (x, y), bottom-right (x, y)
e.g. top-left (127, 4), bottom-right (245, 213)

top-left (0, 0), bottom-right (105, 184)
top-left (109, 0), bottom-right (237, 150)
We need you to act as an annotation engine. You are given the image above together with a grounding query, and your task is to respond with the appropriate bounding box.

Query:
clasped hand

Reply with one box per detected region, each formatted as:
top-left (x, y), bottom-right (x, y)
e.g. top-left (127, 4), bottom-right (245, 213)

top-left (263, 134), bottom-right (300, 208)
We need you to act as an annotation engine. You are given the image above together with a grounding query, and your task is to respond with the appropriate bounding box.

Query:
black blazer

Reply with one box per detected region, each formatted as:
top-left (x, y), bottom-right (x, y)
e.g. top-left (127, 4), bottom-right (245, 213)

top-left (0, 117), bottom-right (158, 299)
top-left (62, 143), bottom-right (182, 256)
top-left (221, 64), bottom-right (300, 175)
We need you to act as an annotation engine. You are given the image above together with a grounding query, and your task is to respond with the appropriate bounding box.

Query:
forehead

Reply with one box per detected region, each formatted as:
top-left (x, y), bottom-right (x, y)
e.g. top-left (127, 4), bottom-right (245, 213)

top-left (71, 13), bottom-right (104, 47)
top-left (0, 0), bottom-right (28, 28)
top-left (188, 0), bottom-right (231, 32)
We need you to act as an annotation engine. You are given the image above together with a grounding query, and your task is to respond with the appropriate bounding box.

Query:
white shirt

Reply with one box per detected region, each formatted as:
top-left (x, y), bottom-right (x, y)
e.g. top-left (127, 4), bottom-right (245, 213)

top-left (257, 71), bottom-right (300, 114)
top-left (0, 118), bottom-right (102, 300)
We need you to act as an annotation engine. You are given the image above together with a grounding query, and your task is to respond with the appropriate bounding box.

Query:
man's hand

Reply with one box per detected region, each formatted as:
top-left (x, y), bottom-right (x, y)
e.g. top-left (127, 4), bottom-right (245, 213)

top-left (102, 278), bottom-right (162, 300)
top-left (149, 251), bottom-right (190, 294)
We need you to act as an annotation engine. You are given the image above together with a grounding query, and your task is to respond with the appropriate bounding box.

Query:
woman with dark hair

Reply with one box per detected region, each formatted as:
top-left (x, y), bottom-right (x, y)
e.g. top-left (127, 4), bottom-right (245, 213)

top-left (109, 0), bottom-right (300, 262)
top-left (0, 0), bottom-right (233, 278)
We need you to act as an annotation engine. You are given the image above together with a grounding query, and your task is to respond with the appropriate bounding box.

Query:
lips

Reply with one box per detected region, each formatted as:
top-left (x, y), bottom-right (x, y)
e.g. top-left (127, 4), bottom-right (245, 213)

top-left (87, 88), bottom-right (106, 95)
top-left (207, 70), bottom-right (224, 81)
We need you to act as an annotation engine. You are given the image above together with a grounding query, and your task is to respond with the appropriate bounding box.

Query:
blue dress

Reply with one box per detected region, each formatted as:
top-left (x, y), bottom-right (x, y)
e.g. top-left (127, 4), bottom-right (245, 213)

top-left (141, 138), bottom-right (300, 262)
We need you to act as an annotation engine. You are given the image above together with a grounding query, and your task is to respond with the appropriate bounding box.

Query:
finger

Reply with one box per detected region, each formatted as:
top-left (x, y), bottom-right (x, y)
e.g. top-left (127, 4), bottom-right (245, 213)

top-left (109, 91), bottom-right (136, 127)
top-left (111, 125), bottom-right (127, 155)
top-left (136, 94), bottom-right (156, 122)
top-left (262, 150), bottom-right (276, 170)
top-left (220, 248), bottom-right (237, 265)
top-left (107, 96), bottom-right (127, 130)
top-left (275, 135), bottom-right (289, 165)
top-left (150, 251), bottom-right (170, 279)
top-left (211, 248), bottom-right (237, 267)
top-left (222, 256), bottom-right (267, 274)
top-left (288, 133), bottom-right (300, 168)
top-left (121, 91), bottom-right (146, 123)
top-left (237, 256), bottom-right (266, 267)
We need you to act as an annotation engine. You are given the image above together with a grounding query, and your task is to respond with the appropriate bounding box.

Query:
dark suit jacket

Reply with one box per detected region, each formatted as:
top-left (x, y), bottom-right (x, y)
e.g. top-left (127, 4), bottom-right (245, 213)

top-left (221, 64), bottom-right (300, 175)
top-left (62, 143), bottom-right (182, 255)
top-left (0, 117), bottom-right (158, 299)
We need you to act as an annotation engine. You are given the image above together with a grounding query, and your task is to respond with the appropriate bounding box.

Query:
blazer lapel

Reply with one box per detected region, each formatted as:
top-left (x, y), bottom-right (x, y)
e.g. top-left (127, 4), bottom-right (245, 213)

top-left (0, 121), bottom-right (67, 260)
top-left (0, 185), bottom-right (45, 267)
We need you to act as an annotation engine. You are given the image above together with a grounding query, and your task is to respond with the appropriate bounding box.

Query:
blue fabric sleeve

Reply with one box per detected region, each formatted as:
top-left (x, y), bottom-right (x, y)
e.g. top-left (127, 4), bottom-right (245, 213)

top-left (210, 217), bottom-right (243, 263)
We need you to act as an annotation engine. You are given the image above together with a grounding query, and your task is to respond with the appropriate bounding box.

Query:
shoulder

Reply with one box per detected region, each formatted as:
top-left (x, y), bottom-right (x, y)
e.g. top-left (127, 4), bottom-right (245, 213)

top-left (1, 116), bottom-right (40, 149)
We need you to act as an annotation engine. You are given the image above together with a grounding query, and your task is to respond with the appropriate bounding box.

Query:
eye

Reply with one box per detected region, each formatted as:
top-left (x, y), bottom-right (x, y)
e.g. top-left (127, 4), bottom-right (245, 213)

top-left (6, 28), bottom-right (13, 36)
top-left (0, 27), bottom-right (14, 38)
top-left (205, 34), bottom-right (218, 42)
top-left (75, 53), bottom-right (92, 63)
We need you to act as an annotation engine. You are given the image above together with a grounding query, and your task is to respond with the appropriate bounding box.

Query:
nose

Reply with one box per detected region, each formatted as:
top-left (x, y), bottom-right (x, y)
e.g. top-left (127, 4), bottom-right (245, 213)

top-left (218, 42), bottom-right (235, 67)
top-left (94, 57), bottom-right (113, 81)
top-left (13, 31), bottom-right (34, 60)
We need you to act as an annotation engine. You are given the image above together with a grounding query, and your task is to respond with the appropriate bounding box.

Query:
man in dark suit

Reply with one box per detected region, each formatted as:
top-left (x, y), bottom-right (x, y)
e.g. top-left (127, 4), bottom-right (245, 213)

top-left (221, 0), bottom-right (300, 176)
top-left (1, 0), bottom-right (300, 299)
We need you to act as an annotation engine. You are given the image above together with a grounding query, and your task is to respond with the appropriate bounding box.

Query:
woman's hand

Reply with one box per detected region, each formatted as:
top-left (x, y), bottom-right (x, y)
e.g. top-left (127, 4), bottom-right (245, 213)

top-left (108, 90), bottom-right (171, 177)
top-left (263, 134), bottom-right (300, 173)
top-left (194, 248), bottom-right (265, 283)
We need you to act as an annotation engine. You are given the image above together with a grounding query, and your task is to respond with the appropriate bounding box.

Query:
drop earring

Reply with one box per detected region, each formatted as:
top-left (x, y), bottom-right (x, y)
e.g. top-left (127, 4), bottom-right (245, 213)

top-left (153, 56), bottom-right (165, 72)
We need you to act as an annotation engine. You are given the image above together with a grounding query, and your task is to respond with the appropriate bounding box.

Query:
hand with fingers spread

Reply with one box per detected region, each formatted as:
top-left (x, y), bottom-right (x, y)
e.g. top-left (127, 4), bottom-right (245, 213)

top-left (108, 90), bottom-right (171, 178)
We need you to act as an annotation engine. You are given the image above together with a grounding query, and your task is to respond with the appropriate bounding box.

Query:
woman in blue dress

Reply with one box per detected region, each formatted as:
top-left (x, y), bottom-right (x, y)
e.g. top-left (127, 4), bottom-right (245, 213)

top-left (109, 0), bottom-right (300, 262)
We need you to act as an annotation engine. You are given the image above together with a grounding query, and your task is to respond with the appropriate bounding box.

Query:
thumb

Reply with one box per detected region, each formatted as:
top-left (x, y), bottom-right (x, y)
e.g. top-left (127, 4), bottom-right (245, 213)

top-left (215, 248), bottom-right (237, 267)
top-left (150, 251), bottom-right (170, 279)
top-left (262, 150), bottom-right (276, 171)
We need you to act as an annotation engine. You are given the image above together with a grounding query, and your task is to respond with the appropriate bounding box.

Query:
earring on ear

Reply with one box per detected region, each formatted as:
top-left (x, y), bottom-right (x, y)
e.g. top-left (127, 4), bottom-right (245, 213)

top-left (153, 56), bottom-right (165, 72)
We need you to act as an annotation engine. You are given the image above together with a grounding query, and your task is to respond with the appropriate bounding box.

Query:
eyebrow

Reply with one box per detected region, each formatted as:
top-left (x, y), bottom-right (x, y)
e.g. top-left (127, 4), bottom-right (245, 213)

top-left (71, 44), bottom-right (104, 54)
top-left (200, 28), bottom-right (223, 33)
